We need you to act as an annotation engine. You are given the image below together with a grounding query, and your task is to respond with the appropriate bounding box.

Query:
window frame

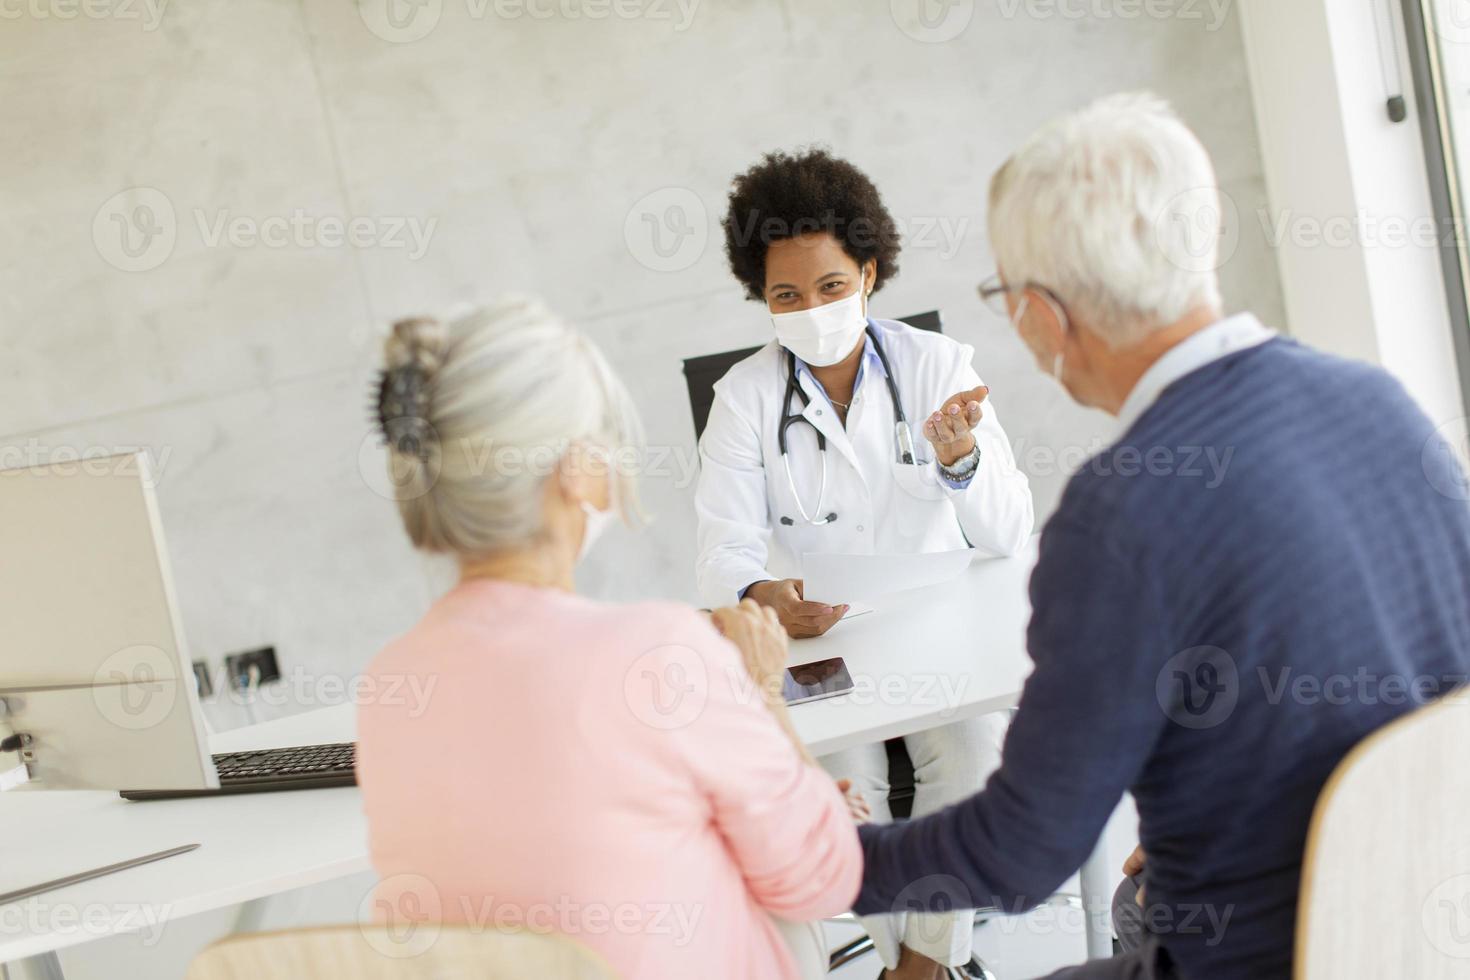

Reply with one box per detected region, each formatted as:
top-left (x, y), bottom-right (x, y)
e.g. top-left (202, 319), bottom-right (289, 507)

top-left (1403, 0), bottom-right (1470, 417)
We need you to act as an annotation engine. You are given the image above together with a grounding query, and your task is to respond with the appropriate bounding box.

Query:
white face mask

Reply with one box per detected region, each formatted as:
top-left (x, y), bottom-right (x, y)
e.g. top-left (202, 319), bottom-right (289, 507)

top-left (769, 281), bottom-right (869, 367)
top-left (573, 446), bottom-right (620, 563)
top-left (578, 498), bottom-right (616, 563)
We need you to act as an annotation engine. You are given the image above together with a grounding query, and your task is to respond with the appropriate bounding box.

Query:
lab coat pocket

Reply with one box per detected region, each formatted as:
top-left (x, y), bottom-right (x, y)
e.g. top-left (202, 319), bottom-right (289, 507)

top-left (890, 460), bottom-right (948, 504)
top-left (782, 521), bottom-right (840, 568)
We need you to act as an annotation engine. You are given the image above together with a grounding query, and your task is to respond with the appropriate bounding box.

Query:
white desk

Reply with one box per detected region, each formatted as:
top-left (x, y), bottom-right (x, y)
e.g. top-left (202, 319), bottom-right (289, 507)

top-left (0, 706), bottom-right (370, 968)
top-left (0, 539), bottom-right (1113, 973)
top-left (786, 542), bottom-right (1036, 757)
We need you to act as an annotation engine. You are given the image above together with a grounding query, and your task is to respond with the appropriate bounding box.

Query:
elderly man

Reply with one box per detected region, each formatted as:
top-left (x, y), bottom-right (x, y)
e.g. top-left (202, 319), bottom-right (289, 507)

top-left (853, 93), bottom-right (1470, 979)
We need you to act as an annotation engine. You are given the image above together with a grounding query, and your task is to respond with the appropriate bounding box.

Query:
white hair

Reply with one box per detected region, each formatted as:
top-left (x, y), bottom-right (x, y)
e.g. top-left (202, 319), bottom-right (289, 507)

top-left (988, 92), bottom-right (1225, 347)
top-left (379, 296), bottom-right (644, 557)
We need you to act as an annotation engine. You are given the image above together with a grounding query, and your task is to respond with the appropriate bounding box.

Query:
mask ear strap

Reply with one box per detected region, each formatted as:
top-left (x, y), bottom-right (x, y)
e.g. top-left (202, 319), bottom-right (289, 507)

top-left (1012, 294), bottom-right (1032, 326)
top-left (1032, 292), bottom-right (1071, 382)
top-left (1034, 291), bottom-right (1071, 336)
top-left (1019, 289), bottom-right (1072, 350)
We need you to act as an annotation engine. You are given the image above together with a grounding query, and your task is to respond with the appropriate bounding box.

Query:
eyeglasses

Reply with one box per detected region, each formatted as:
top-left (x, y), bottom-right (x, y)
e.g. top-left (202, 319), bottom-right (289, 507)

top-left (978, 274), bottom-right (1069, 320)
top-left (977, 273), bottom-right (1018, 317)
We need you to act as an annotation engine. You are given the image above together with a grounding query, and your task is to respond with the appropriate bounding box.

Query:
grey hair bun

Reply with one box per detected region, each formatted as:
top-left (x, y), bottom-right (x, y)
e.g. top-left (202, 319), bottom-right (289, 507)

top-left (374, 317), bottom-right (449, 461)
top-left (384, 317), bottom-right (448, 376)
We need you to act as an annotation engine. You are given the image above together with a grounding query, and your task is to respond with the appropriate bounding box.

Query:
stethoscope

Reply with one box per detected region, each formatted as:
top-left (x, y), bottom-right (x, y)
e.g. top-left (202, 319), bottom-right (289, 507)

top-left (778, 325), bottom-right (919, 526)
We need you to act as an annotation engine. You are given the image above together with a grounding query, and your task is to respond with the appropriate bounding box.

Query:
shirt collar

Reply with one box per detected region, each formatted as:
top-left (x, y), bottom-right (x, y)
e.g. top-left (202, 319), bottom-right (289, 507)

top-left (793, 325), bottom-right (886, 400)
top-left (1114, 313), bottom-right (1276, 437)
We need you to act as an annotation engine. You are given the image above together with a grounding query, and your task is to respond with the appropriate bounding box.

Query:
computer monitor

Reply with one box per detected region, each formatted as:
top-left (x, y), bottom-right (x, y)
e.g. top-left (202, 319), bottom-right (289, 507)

top-left (0, 452), bottom-right (217, 792)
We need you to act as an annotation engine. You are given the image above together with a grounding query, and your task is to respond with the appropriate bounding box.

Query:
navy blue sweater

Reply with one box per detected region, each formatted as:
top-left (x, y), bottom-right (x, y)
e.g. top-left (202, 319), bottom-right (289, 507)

top-left (854, 339), bottom-right (1470, 978)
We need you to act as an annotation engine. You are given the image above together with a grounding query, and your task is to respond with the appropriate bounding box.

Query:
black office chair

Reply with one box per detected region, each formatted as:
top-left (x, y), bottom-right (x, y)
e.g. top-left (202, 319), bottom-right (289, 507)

top-left (681, 310), bottom-right (943, 822)
top-left (681, 310), bottom-right (943, 453)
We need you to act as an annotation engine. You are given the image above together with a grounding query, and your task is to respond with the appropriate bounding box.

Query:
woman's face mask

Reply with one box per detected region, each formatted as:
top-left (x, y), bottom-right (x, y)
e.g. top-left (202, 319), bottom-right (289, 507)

top-left (574, 447), bottom-right (619, 563)
top-left (577, 494), bottom-right (616, 563)
top-left (768, 277), bottom-right (869, 367)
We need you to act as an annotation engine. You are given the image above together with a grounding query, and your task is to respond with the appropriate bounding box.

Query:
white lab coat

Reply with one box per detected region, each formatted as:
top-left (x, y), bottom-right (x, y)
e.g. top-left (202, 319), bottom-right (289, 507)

top-left (695, 317), bottom-right (1035, 607)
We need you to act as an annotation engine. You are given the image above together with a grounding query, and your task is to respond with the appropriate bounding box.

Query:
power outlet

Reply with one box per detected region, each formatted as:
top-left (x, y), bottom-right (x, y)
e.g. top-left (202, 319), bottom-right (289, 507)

top-left (224, 646), bottom-right (281, 692)
top-left (192, 660), bottom-right (215, 698)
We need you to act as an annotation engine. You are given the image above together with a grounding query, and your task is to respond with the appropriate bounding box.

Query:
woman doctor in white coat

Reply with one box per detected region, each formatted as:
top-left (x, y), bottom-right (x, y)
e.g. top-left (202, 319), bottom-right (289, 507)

top-left (695, 149), bottom-right (1035, 980)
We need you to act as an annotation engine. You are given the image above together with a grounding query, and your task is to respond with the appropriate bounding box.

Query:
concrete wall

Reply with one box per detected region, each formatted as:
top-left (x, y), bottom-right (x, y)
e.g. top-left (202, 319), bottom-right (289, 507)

top-left (0, 0), bottom-right (1284, 726)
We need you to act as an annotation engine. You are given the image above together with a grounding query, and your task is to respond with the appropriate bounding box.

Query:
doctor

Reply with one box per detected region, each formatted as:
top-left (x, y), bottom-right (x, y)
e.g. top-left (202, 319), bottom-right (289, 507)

top-left (695, 148), bottom-right (1034, 980)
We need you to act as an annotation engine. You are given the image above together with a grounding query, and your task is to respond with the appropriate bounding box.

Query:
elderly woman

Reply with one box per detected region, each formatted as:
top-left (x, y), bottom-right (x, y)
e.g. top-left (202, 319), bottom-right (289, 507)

top-left (355, 298), bottom-right (863, 980)
top-left (696, 148), bottom-right (1034, 980)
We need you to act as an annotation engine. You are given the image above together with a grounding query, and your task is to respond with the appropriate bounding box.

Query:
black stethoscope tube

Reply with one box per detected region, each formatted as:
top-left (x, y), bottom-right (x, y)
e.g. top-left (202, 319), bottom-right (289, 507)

top-left (777, 325), bottom-right (915, 526)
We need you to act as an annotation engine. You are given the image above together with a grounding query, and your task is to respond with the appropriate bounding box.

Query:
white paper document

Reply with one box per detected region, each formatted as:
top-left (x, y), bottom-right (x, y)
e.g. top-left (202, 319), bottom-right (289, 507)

top-left (802, 549), bottom-right (974, 606)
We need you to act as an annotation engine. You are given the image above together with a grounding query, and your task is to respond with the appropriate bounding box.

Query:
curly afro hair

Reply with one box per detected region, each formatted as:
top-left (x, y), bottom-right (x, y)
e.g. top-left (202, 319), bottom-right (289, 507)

top-left (723, 148), bottom-right (902, 302)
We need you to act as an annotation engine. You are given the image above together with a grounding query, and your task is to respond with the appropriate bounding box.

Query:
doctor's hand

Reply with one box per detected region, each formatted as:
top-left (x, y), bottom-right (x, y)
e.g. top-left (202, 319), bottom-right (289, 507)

top-left (924, 385), bottom-right (989, 466)
top-left (745, 579), bottom-right (849, 639)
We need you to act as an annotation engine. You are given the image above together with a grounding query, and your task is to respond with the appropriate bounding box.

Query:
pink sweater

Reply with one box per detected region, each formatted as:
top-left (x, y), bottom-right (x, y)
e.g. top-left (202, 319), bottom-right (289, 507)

top-left (357, 581), bottom-right (863, 978)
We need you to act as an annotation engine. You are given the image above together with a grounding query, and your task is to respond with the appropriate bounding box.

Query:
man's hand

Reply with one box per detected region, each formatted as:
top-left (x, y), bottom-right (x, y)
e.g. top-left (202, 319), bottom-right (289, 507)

top-left (746, 579), bottom-right (848, 639)
top-left (711, 600), bottom-right (789, 698)
top-left (923, 385), bottom-right (989, 466)
top-left (1123, 845), bottom-right (1147, 906)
